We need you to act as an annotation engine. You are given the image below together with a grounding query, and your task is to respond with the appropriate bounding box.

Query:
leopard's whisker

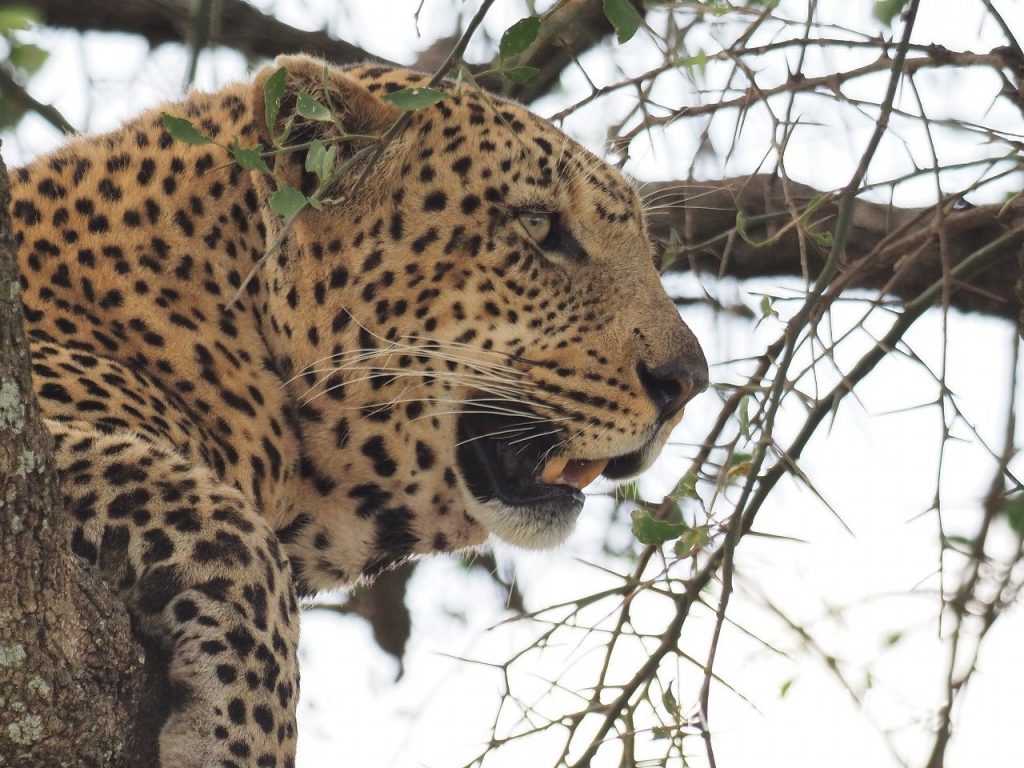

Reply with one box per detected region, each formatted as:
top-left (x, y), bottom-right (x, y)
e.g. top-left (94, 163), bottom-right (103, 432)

top-left (299, 363), bottom-right (531, 392)
top-left (506, 426), bottom-right (566, 447)
top-left (292, 344), bottom-right (535, 395)
top-left (453, 425), bottom-right (539, 447)
top-left (412, 410), bottom-right (574, 425)
top-left (298, 367), bottom-right (539, 405)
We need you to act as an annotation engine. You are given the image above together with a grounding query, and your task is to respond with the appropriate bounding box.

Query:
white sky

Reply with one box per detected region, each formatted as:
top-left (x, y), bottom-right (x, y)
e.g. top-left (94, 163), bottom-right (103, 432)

top-left (4, 1), bottom-right (1023, 766)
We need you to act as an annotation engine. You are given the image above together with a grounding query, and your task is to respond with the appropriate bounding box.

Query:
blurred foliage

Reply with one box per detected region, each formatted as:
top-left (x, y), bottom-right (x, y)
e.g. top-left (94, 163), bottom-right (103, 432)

top-left (0, 5), bottom-right (49, 130)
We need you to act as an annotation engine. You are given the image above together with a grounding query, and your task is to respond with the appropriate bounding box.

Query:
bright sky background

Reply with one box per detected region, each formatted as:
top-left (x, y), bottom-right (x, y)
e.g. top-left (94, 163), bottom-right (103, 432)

top-left (4, 1), bottom-right (1023, 766)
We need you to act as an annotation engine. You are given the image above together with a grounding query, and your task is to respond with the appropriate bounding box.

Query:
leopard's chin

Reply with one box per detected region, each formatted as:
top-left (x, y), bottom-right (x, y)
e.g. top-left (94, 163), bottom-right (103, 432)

top-left (454, 403), bottom-right (670, 549)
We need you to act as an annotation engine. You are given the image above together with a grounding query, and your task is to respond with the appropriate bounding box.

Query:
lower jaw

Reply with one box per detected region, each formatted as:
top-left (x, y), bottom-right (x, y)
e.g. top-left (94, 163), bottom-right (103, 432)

top-left (454, 406), bottom-right (668, 547)
top-left (464, 493), bottom-right (585, 550)
top-left (603, 445), bottom-right (651, 479)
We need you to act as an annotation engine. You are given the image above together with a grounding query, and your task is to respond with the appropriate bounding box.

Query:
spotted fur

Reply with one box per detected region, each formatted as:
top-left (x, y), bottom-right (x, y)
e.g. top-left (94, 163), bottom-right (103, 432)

top-left (12, 55), bottom-right (706, 766)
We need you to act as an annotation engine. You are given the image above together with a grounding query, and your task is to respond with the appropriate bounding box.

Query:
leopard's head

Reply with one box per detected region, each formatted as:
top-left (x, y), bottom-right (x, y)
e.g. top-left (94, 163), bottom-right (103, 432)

top-left (251, 56), bottom-right (707, 579)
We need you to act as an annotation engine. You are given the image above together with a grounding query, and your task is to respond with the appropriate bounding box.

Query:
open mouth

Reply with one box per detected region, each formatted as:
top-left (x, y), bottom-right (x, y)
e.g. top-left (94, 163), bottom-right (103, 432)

top-left (455, 405), bottom-right (649, 517)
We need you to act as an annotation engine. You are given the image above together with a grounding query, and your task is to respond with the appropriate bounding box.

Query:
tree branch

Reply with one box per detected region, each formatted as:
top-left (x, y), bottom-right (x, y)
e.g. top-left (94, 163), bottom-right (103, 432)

top-left (646, 175), bottom-right (1024, 319)
top-left (0, 66), bottom-right (75, 134)
top-left (33, 0), bottom-right (630, 107)
top-left (30, 0), bottom-right (393, 67)
top-left (31, 0), bottom-right (630, 111)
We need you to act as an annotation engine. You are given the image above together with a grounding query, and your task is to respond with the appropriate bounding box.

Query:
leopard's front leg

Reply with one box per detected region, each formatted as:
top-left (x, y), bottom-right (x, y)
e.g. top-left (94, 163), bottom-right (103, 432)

top-left (52, 421), bottom-right (300, 768)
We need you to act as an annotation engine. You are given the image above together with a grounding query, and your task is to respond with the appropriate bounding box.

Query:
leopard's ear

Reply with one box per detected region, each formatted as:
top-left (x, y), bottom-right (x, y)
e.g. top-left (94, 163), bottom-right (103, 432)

top-left (249, 55), bottom-right (405, 199)
top-left (252, 54), bottom-right (402, 144)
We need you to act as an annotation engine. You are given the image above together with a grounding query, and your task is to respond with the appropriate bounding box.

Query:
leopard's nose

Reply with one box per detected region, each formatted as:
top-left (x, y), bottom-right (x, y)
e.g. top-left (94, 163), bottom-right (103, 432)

top-left (636, 349), bottom-right (709, 422)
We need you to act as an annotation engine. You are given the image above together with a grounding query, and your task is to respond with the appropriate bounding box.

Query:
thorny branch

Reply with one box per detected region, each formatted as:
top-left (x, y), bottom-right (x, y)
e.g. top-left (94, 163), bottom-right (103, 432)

top-left (455, 2), bottom-right (1024, 767)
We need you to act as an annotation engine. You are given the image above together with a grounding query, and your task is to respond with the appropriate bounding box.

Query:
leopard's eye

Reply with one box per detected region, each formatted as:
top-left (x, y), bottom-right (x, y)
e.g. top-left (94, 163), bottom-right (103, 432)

top-left (517, 211), bottom-right (554, 244)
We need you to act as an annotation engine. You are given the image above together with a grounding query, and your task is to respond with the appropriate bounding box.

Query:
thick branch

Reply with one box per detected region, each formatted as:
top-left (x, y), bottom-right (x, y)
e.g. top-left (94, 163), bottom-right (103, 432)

top-left (30, 0), bottom-right (391, 66)
top-left (647, 175), bottom-right (1024, 319)
top-left (32, 0), bottom-right (622, 107)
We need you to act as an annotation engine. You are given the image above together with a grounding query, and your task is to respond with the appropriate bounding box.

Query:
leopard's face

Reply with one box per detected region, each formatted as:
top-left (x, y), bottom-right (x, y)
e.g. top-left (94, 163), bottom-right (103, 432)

top-left (259, 58), bottom-right (707, 567)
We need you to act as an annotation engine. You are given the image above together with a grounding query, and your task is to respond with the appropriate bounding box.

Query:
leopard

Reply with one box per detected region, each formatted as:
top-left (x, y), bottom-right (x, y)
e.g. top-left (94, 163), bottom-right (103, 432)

top-left (9, 54), bottom-right (708, 767)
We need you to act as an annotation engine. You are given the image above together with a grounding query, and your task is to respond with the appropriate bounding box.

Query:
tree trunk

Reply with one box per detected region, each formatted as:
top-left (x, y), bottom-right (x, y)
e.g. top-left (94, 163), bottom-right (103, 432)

top-left (0, 149), bottom-right (159, 766)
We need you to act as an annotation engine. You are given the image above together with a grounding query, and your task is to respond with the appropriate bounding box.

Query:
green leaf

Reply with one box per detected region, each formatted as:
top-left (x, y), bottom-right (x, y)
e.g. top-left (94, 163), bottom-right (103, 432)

top-left (678, 49), bottom-right (708, 75)
top-left (322, 145), bottom-right (338, 182)
top-left (502, 66), bottom-right (540, 84)
top-left (630, 508), bottom-right (687, 546)
top-left (873, 0), bottom-right (908, 26)
top-left (671, 471), bottom-right (699, 500)
top-left (604, 0), bottom-right (640, 44)
top-left (305, 139), bottom-right (327, 177)
top-left (944, 534), bottom-right (973, 551)
top-left (0, 5), bottom-right (39, 32)
top-left (381, 87), bottom-right (447, 111)
top-left (662, 687), bottom-right (679, 717)
top-left (674, 525), bottom-right (710, 558)
top-left (735, 209), bottom-right (758, 246)
top-left (499, 16), bottom-right (541, 61)
top-left (809, 228), bottom-right (834, 249)
top-left (263, 66), bottom-right (287, 140)
top-left (9, 42), bottom-right (47, 75)
top-left (270, 186), bottom-right (308, 221)
top-left (229, 138), bottom-right (271, 174)
top-left (161, 113), bottom-right (214, 146)
top-left (779, 678), bottom-right (793, 698)
top-left (651, 725), bottom-right (673, 740)
top-left (724, 451), bottom-right (753, 484)
top-left (729, 451), bottom-right (753, 467)
top-left (305, 139), bottom-right (338, 189)
top-left (1000, 494), bottom-right (1024, 535)
top-left (738, 395), bottom-right (750, 439)
top-left (759, 295), bottom-right (778, 319)
top-left (296, 90), bottom-right (332, 122)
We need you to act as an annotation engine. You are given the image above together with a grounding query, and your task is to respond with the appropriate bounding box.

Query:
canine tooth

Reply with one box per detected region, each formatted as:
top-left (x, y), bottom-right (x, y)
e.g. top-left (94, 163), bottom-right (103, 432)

top-left (540, 455), bottom-right (570, 484)
top-left (574, 459), bottom-right (609, 489)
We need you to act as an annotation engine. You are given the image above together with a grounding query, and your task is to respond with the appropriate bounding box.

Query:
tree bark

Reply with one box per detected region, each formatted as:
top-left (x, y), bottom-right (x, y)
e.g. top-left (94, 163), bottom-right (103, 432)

top-left (0, 151), bottom-right (159, 765)
top-left (645, 176), bottom-right (1024, 319)
top-left (30, 0), bottom-right (387, 68)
